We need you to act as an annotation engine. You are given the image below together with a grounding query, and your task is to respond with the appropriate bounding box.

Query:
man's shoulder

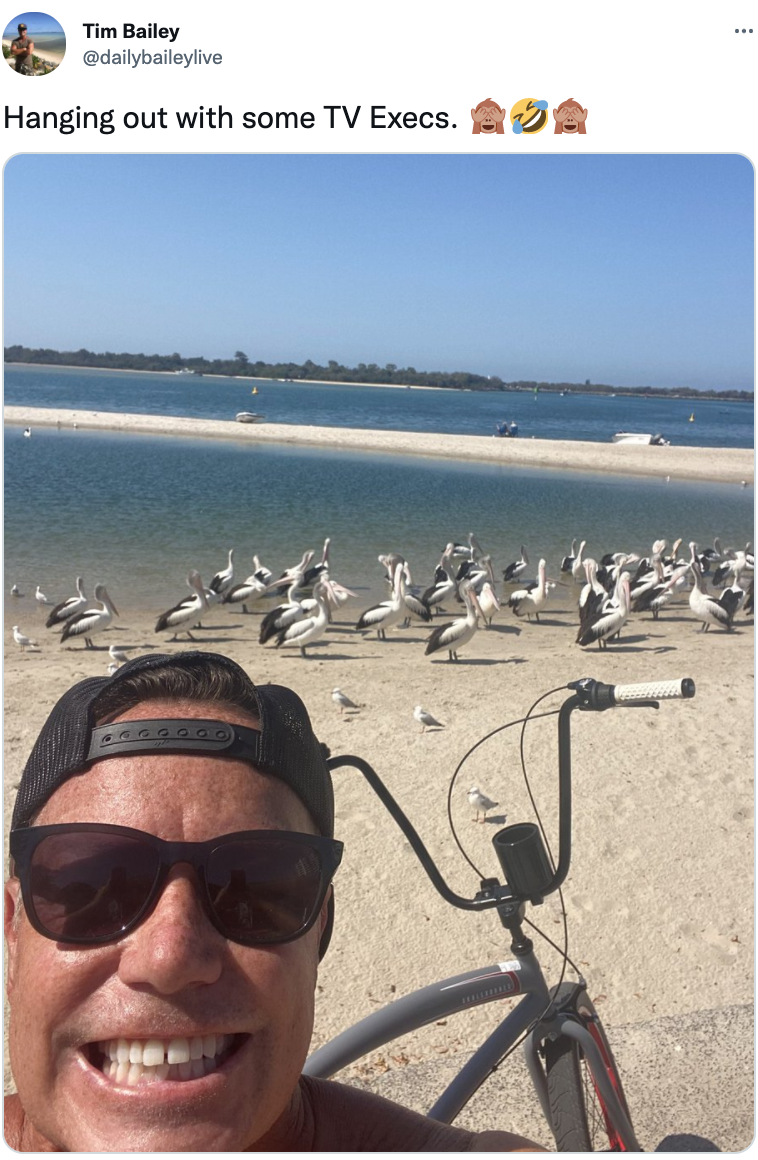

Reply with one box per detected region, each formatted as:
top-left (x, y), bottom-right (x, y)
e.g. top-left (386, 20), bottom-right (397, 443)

top-left (300, 1076), bottom-right (544, 1151)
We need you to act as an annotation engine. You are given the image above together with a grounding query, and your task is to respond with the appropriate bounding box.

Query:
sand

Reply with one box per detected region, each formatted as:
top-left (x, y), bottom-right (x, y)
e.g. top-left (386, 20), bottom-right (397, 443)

top-left (3, 573), bottom-right (754, 1145)
top-left (5, 405), bottom-right (754, 483)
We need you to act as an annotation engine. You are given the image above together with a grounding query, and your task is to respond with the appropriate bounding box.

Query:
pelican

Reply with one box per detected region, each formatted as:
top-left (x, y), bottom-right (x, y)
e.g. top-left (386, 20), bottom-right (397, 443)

top-left (422, 544), bottom-right (457, 614)
top-left (61, 584), bottom-right (119, 648)
top-left (12, 626), bottom-right (35, 651)
top-left (424, 581), bottom-right (481, 662)
top-left (571, 541), bottom-right (587, 583)
top-left (209, 549), bottom-right (235, 598)
top-left (155, 571), bottom-right (209, 641)
top-left (272, 550), bottom-right (315, 597)
top-left (259, 582), bottom-right (309, 644)
top-left (413, 705), bottom-right (445, 732)
top-left (473, 558), bottom-right (500, 626)
top-left (503, 546), bottom-right (528, 584)
top-left (577, 574), bottom-right (630, 649)
top-left (356, 564), bottom-right (404, 640)
top-left (378, 552), bottom-right (405, 587)
top-left (560, 539), bottom-right (578, 574)
top-left (468, 786), bottom-right (499, 823)
top-left (223, 573), bottom-right (269, 613)
top-left (400, 564), bottom-right (432, 623)
top-left (689, 558), bottom-right (738, 632)
top-left (303, 538), bottom-right (331, 587)
top-left (35, 586), bottom-right (55, 609)
top-left (508, 559), bottom-right (548, 622)
top-left (578, 560), bottom-right (607, 638)
top-left (45, 577), bottom-right (87, 629)
top-left (274, 578), bottom-right (330, 657)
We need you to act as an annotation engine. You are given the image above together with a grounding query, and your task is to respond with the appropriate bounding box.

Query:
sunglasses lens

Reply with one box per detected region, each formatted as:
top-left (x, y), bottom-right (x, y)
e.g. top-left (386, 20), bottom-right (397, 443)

top-left (207, 836), bottom-right (325, 943)
top-left (29, 832), bottom-right (159, 942)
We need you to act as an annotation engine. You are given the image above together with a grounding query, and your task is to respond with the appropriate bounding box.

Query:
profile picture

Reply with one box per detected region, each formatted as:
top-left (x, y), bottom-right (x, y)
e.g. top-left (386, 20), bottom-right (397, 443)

top-left (3, 11), bottom-right (65, 75)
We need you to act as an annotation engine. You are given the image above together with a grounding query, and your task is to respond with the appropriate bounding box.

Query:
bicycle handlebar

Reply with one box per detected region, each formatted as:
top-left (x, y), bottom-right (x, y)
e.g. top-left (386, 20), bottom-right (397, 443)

top-left (329, 676), bottom-right (695, 914)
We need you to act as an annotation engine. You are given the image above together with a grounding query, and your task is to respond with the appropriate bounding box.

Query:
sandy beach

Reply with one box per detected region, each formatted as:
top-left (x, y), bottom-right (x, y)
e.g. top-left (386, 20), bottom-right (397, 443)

top-left (5, 405), bottom-right (754, 484)
top-left (3, 575), bottom-right (754, 1145)
top-left (2, 38), bottom-right (63, 67)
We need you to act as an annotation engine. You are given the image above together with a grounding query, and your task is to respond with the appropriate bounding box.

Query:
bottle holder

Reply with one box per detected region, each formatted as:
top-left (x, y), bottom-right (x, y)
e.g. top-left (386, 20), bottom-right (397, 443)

top-left (493, 823), bottom-right (553, 903)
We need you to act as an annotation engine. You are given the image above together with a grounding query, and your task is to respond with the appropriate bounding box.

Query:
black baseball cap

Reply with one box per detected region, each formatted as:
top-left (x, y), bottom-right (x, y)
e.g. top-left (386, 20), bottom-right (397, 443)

top-left (12, 651), bottom-right (338, 955)
top-left (17, 22), bottom-right (27, 30)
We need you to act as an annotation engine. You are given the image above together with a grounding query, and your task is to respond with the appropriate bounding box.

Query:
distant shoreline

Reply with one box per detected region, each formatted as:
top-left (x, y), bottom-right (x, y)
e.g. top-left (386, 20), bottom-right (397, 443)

top-left (5, 406), bottom-right (753, 484)
top-left (5, 362), bottom-right (752, 403)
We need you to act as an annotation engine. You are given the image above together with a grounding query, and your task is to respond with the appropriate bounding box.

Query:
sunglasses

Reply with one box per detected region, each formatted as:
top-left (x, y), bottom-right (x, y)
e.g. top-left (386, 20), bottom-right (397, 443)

top-left (10, 823), bottom-right (343, 948)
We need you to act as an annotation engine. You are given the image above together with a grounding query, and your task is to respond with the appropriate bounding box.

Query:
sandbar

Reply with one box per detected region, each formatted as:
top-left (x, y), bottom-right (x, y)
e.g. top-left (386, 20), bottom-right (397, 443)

top-left (5, 406), bottom-right (753, 484)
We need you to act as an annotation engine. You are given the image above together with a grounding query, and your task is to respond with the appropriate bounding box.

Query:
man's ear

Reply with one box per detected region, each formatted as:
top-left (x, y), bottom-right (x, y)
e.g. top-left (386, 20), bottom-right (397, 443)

top-left (5, 878), bottom-right (22, 995)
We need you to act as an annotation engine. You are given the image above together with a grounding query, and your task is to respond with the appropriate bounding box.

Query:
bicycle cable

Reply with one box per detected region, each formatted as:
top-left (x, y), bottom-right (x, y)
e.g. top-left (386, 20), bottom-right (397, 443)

top-left (445, 705), bottom-right (561, 879)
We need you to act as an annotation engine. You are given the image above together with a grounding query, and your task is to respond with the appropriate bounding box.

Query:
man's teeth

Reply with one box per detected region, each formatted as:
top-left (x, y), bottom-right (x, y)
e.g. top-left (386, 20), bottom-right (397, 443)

top-left (97, 1034), bottom-right (231, 1084)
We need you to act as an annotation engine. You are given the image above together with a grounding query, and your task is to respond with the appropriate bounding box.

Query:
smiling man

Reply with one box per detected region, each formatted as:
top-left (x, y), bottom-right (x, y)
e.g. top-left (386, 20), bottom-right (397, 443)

top-left (5, 651), bottom-right (543, 1151)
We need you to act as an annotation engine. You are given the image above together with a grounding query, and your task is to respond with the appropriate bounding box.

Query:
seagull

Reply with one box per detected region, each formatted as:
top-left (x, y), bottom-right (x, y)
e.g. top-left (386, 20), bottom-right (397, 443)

top-left (106, 661), bottom-right (120, 675)
top-left (10, 584), bottom-right (22, 597)
top-left (12, 626), bottom-right (35, 651)
top-left (108, 644), bottom-right (130, 665)
top-left (468, 786), bottom-right (499, 823)
top-left (45, 577), bottom-right (88, 630)
top-left (413, 706), bottom-right (444, 732)
top-left (35, 586), bottom-right (55, 609)
top-left (61, 584), bottom-right (119, 648)
top-left (23, 428), bottom-right (31, 438)
top-left (332, 688), bottom-right (360, 714)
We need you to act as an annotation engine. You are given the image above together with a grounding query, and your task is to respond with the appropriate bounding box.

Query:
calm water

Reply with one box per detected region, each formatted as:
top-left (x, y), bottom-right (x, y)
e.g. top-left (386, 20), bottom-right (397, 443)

top-left (4, 364), bottom-right (754, 448)
top-left (5, 426), bottom-right (753, 613)
top-left (28, 32), bottom-right (66, 54)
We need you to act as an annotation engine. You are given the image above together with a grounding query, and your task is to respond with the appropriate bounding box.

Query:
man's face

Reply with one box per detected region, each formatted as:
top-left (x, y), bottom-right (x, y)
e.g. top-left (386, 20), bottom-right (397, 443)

top-left (5, 698), bottom-right (327, 1151)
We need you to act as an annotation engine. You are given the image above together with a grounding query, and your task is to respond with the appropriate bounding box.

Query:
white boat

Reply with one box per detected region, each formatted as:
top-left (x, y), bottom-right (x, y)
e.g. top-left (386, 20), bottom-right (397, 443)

top-left (235, 412), bottom-right (265, 423)
top-left (611, 432), bottom-right (670, 446)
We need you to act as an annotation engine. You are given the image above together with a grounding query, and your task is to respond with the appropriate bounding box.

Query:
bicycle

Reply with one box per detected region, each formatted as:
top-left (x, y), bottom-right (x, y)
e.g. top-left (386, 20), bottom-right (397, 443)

top-left (304, 675), bottom-right (697, 1151)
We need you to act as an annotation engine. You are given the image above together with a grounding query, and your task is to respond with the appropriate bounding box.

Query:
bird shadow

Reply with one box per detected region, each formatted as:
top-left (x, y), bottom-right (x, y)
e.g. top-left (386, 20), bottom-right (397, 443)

top-left (483, 623), bottom-right (522, 636)
top-left (430, 657), bottom-right (512, 666)
top-left (480, 813), bottom-right (507, 825)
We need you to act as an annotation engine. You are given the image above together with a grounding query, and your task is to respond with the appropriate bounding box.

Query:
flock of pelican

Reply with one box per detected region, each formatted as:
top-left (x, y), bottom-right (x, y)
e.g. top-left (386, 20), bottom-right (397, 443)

top-left (11, 532), bottom-right (753, 660)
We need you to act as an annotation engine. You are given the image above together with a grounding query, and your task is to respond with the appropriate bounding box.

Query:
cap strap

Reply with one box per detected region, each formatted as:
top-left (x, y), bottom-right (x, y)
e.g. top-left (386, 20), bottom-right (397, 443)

top-left (87, 718), bottom-right (264, 763)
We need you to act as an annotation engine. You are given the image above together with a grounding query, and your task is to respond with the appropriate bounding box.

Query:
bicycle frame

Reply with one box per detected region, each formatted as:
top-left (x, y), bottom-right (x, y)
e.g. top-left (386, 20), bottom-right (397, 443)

top-left (304, 945), bottom-right (638, 1150)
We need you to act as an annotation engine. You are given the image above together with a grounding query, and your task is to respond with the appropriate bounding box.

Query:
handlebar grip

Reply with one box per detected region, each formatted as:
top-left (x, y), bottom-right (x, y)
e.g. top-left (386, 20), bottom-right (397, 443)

top-left (612, 678), bottom-right (695, 704)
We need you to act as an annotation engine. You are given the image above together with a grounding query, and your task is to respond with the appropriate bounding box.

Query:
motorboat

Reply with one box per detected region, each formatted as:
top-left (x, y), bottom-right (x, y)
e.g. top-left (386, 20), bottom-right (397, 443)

top-left (235, 412), bottom-right (265, 423)
top-left (611, 432), bottom-right (670, 446)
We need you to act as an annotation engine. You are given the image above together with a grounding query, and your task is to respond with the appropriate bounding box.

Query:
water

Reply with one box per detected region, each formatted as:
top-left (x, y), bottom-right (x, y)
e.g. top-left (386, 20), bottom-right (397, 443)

top-left (4, 364), bottom-right (754, 449)
top-left (27, 32), bottom-right (66, 55)
top-left (5, 426), bottom-right (753, 613)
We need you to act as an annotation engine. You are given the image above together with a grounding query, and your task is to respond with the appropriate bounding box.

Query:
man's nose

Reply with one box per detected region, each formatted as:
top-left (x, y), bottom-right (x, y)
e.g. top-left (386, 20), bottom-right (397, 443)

top-left (117, 866), bottom-right (225, 993)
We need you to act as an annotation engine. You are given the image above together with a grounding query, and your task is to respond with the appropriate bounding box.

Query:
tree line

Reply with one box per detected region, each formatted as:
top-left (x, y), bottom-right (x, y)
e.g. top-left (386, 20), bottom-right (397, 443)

top-left (3, 346), bottom-right (753, 401)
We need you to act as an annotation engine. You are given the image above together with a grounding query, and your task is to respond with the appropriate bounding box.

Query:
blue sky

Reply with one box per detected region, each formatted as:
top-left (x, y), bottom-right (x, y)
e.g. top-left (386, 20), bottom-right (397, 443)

top-left (3, 154), bottom-right (754, 390)
top-left (2, 11), bottom-right (64, 36)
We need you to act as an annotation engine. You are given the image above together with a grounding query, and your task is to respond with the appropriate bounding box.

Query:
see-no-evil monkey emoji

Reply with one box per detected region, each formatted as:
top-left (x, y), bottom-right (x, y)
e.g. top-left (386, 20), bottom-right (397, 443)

top-left (553, 98), bottom-right (588, 133)
top-left (471, 98), bottom-right (506, 134)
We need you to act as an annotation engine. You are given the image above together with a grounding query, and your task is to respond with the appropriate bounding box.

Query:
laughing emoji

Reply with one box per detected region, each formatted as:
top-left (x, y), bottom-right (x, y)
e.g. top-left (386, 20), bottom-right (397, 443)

top-left (510, 99), bottom-right (549, 135)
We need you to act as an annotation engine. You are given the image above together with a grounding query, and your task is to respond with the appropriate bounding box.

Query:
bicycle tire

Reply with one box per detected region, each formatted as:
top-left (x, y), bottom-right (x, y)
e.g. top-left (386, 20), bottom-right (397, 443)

top-left (544, 985), bottom-right (634, 1152)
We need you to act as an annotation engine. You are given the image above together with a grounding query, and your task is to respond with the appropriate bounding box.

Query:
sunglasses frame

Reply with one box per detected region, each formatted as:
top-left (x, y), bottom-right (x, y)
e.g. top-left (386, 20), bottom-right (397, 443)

top-left (9, 823), bottom-right (343, 948)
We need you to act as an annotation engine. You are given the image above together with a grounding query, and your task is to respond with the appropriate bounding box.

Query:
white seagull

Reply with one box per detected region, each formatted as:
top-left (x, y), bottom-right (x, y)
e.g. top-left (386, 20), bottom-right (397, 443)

top-left (35, 585), bottom-right (55, 609)
top-left (12, 626), bottom-right (35, 651)
top-left (332, 688), bottom-right (360, 714)
top-left (61, 584), bottom-right (119, 649)
top-left (413, 706), bottom-right (445, 733)
top-left (468, 786), bottom-right (499, 823)
top-left (23, 428), bottom-right (31, 438)
top-left (155, 571), bottom-right (210, 641)
top-left (108, 644), bottom-right (130, 665)
top-left (45, 577), bottom-right (88, 630)
top-left (10, 584), bottom-right (22, 597)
